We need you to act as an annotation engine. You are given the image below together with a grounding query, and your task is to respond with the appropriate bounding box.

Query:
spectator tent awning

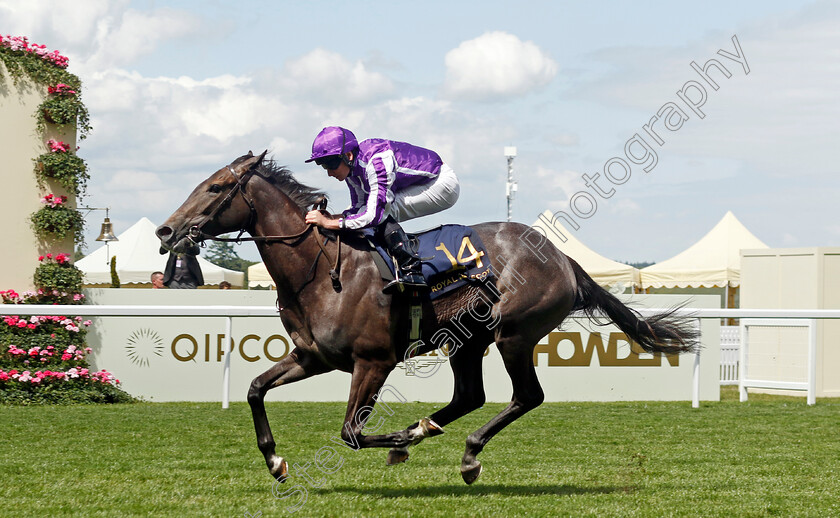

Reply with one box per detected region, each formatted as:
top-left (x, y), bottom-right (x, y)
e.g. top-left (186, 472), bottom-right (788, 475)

top-left (640, 211), bottom-right (768, 289)
top-left (248, 261), bottom-right (274, 289)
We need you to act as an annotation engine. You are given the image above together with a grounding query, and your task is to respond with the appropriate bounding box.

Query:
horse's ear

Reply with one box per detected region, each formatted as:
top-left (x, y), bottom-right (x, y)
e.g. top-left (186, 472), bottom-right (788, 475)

top-left (237, 150), bottom-right (267, 173)
top-left (248, 150), bottom-right (267, 171)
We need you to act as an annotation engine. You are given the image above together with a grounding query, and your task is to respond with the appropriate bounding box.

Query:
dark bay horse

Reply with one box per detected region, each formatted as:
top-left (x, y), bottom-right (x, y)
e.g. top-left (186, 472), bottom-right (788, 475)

top-left (156, 152), bottom-right (697, 485)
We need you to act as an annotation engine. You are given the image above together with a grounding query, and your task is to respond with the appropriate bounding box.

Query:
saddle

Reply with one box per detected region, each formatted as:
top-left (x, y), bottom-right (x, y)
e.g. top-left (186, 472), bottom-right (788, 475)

top-left (363, 224), bottom-right (494, 301)
top-left (362, 224), bottom-right (495, 354)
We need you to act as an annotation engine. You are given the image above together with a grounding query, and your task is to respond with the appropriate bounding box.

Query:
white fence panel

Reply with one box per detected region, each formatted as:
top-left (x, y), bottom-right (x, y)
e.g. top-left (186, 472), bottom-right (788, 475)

top-left (719, 325), bottom-right (740, 385)
top-left (739, 319), bottom-right (817, 405)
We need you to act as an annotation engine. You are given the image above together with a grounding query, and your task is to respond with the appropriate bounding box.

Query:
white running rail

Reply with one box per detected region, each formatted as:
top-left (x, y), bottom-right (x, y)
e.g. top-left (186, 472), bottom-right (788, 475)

top-left (5, 306), bottom-right (839, 408)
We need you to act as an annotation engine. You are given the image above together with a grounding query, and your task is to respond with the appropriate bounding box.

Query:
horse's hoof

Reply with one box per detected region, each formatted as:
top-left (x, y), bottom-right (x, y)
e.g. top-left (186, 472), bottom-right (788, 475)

top-left (268, 456), bottom-right (288, 482)
top-left (387, 447), bottom-right (409, 465)
top-left (422, 418), bottom-right (445, 438)
top-left (460, 461), bottom-right (483, 485)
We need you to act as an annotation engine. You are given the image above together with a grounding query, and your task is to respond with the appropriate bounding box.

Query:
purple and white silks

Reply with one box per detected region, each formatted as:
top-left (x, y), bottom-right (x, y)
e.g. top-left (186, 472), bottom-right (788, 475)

top-left (342, 139), bottom-right (458, 230)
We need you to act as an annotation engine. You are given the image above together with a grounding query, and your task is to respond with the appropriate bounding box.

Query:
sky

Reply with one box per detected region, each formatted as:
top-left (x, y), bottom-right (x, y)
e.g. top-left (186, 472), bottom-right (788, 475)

top-left (2, 0), bottom-right (838, 263)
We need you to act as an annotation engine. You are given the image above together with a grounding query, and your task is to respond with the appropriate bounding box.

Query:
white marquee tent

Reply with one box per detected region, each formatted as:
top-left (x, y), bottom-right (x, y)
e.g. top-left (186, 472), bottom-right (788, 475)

top-left (640, 211), bottom-right (768, 289)
top-left (248, 261), bottom-right (274, 289)
top-left (77, 217), bottom-right (245, 287)
top-left (531, 210), bottom-right (640, 289)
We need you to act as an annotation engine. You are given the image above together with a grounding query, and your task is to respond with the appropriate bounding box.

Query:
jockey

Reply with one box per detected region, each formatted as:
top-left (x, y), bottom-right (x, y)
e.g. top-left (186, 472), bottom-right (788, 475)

top-left (304, 126), bottom-right (460, 293)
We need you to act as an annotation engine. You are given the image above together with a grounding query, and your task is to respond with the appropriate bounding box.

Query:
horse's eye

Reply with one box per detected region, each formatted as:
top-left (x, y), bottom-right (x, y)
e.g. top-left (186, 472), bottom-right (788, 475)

top-left (209, 184), bottom-right (223, 194)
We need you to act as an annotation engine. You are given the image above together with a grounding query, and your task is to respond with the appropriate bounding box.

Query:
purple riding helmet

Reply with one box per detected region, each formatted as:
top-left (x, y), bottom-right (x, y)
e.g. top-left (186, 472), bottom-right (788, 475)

top-left (304, 126), bottom-right (358, 163)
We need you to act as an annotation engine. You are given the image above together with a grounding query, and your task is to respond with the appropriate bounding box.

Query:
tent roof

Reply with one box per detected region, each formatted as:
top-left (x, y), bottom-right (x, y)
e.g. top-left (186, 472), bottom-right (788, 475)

top-left (248, 261), bottom-right (274, 288)
top-left (531, 210), bottom-right (640, 287)
top-left (640, 211), bottom-right (768, 289)
top-left (76, 217), bottom-right (244, 286)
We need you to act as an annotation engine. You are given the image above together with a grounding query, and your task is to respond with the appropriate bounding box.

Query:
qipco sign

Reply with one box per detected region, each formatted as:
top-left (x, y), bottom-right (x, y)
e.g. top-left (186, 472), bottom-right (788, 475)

top-left (170, 333), bottom-right (290, 363)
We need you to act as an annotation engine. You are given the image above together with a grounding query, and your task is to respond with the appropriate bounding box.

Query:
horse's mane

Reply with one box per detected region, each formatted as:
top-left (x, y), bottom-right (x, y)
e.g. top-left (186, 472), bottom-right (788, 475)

top-left (234, 154), bottom-right (327, 214)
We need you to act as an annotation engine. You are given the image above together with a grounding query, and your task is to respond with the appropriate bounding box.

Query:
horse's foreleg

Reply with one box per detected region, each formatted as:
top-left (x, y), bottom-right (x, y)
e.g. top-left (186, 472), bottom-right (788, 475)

top-left (386, 343), bottom-right (487, 465)
top-left (248, 349), bottom-right (331, 481)
top-left (459, 338), bottom-right (544, 484)
top-left (336, 358), bottom-right (420, 450)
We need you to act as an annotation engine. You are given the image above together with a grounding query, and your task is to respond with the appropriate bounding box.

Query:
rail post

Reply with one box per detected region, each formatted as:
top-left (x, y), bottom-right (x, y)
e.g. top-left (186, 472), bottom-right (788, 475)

top-left (222, 316), bottom-right (232, 409)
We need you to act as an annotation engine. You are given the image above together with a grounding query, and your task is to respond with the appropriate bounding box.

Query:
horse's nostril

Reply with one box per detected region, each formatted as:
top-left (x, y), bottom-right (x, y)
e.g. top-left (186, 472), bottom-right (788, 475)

top-left (156, 225), bottom-right (173, 239)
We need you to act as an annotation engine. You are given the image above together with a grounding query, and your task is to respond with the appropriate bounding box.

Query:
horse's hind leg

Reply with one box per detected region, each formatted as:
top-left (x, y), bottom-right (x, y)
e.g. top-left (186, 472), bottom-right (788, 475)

top-left (460, 337), bottom-right (544, 484)
top-left (248, 349), bottom-right (331, 481)
top-left (386, 343), bottom-right (486, 465)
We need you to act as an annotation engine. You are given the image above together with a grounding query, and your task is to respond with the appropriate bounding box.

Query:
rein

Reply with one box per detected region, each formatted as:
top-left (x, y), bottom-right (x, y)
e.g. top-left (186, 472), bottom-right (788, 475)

top-left (187, 165), bottom-right (342, 291)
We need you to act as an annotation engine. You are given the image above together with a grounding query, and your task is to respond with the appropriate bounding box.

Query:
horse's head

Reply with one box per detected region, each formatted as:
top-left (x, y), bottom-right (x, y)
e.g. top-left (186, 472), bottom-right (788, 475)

top-left (156, 151), bottom-right (266, 254)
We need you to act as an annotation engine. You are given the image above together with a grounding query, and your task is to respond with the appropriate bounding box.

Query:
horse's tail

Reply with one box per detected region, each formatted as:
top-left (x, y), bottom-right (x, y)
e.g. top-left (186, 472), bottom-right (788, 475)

top-left (568, 257), bottom-right (699, 355)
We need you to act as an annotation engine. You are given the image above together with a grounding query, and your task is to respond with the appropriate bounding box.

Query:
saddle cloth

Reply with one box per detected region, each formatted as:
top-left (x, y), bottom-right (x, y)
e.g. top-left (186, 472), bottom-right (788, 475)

top-left (364, 224), bottom-right (494, 300)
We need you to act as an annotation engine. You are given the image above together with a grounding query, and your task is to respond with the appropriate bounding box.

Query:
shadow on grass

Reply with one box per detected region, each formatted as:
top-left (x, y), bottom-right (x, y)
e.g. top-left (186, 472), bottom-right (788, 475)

top-left (316, 483), bottom-right (628, 499)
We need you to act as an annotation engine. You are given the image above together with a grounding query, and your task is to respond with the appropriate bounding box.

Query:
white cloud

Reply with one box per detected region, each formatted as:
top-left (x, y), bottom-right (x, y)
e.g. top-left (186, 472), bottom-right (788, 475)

top-left (92, 170), bottom-right (179, 214)
top-left (166, 75), bottom-right (251, 89)
top-left (0, 1), bottom-right (202, 71)
top-left (83, 8), bottom-right (202, 70)
top-left (0, 0), bottom-right (119, 48)
top-left (607, 198), bottom-right (641, 215)
top-left (267, 137), bottom-right (293, 156)
top-left (179, 90), bottom-right (283, 142)
top-left (104, 170), bottom-right (162, 191)
top-left (533, 167), bottom-right (585, 199)
top-left (282, 48), bottom-right (395, 104)
top-left (443, 31), bottom-right (557, 101)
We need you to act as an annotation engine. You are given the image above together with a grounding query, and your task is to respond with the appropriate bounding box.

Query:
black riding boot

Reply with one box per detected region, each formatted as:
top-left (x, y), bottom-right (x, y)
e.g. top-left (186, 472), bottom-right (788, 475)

top-left (382, 226), bottom-right (427, 294)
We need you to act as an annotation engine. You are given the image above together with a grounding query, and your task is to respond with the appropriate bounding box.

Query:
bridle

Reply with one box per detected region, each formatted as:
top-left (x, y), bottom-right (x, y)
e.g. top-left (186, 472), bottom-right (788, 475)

top-left (187, 165), bottom-right (260, 244)
top-left (186, 163), bottom-right (342, 291)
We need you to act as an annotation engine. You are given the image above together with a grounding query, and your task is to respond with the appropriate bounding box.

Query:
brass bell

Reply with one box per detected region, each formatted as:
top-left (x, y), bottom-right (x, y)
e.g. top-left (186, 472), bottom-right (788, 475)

top-left (96, 217), bottom-right (118, 242)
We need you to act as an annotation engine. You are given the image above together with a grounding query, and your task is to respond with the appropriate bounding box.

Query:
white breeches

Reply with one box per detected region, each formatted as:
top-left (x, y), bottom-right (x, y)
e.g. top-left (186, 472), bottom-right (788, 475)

top-left (390, 163), bottom-right (460, 223)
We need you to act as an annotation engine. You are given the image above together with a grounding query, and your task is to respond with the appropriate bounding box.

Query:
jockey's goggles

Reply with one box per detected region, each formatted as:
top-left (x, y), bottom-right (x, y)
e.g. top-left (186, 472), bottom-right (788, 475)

top-left (315, 155), bottom-right (343, 171)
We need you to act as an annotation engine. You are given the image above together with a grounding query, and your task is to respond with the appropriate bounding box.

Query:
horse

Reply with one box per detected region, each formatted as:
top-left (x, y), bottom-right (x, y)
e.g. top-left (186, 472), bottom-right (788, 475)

top-left (156, 151), bottom-right (698, 485)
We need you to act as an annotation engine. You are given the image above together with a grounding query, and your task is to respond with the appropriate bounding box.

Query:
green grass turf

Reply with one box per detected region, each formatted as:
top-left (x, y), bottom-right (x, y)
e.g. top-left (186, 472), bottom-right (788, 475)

top-left (1, 388), bottom-right (838, 517)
